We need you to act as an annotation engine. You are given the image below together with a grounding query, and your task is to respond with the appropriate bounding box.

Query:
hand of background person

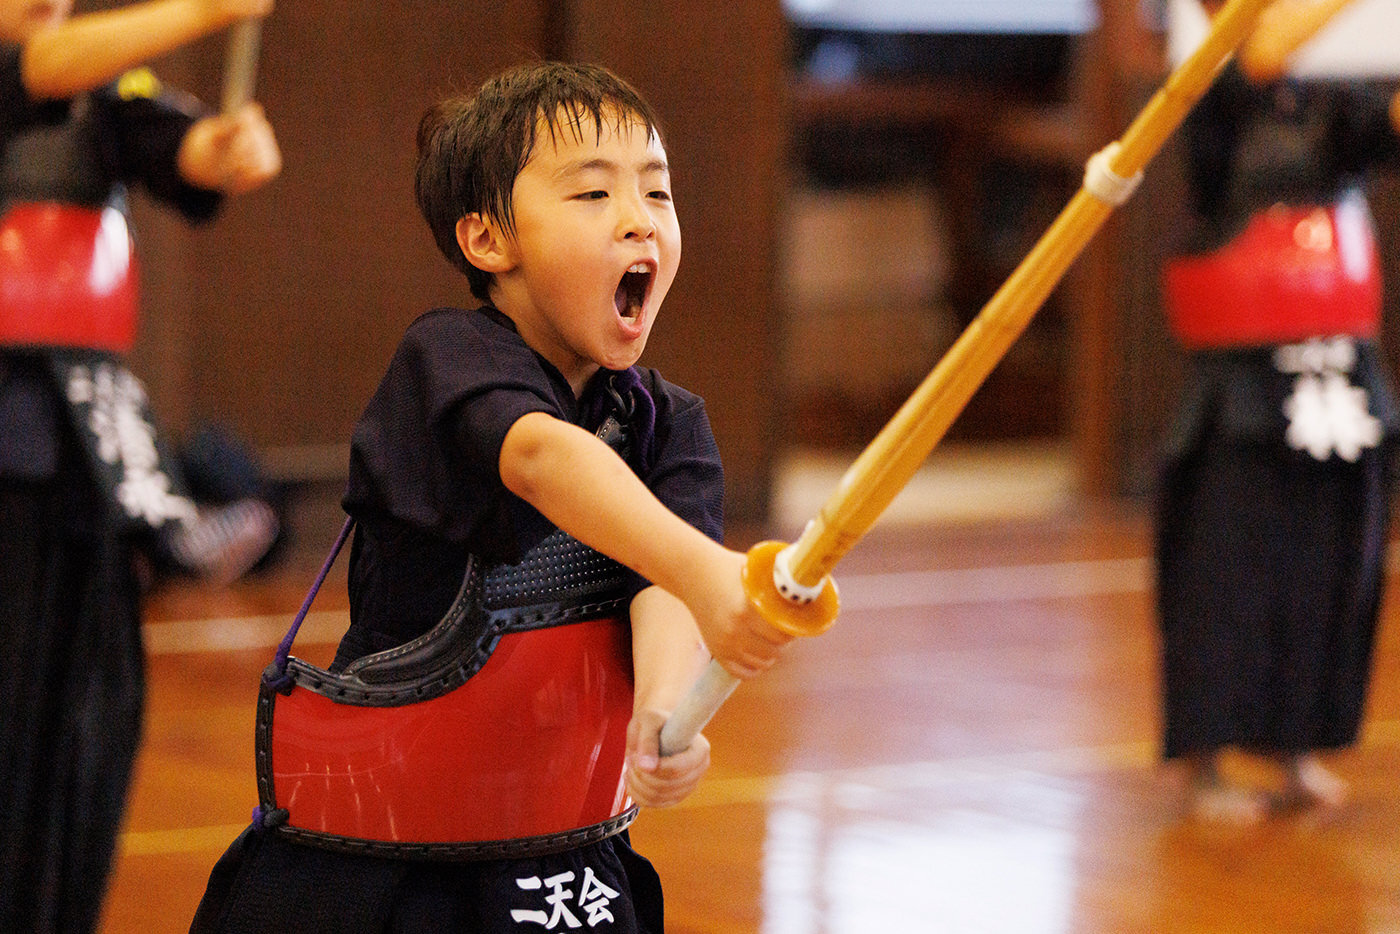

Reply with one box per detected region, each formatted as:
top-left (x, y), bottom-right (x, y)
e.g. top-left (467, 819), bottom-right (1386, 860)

top-left (1237, 0), bottom-right (1362, 82)
top-left (177, 102), bottom-right (281, 194)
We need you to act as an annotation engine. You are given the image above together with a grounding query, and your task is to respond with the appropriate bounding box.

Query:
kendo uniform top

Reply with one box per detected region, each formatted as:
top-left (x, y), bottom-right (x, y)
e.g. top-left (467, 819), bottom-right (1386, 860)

top-left (337, 304), bottom-right (721, 665)
top-left (0, 44), bottom-right (223, 934)
top-left (1155, 62), bottom-right (1400, 761)
top-left (191, 304), bottom-right (723, 934)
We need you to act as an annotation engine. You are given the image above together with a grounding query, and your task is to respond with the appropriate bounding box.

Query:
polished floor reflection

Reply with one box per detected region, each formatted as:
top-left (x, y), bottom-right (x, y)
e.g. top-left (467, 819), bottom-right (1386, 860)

top-left (102, 500), bottom-right (1400, 933)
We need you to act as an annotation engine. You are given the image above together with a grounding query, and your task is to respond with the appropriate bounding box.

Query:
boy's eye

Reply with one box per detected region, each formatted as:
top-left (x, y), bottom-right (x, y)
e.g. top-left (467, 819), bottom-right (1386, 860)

top-left (576, 190), bottom-right (608, 201)
top-left (649, 190), bottom-right (672, 202)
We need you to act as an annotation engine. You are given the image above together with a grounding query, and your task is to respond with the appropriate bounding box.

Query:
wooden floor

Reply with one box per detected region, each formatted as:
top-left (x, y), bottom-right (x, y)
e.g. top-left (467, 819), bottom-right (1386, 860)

top-left (100, 497), bottom-right (1400, 933)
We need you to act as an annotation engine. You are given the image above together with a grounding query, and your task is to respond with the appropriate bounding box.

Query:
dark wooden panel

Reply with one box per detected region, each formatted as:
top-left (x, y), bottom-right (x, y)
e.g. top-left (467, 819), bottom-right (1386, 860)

top-left (118, 0), bottom-right (786, 522)
top-left (127, 1), bottom-right (551, 460)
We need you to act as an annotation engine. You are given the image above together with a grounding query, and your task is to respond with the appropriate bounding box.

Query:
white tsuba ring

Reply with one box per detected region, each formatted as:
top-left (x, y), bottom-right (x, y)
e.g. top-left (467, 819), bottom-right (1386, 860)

top-left (1083, 142), bottom-right (1143, 207)
top-left (773, 544), bottom-right (824, 605)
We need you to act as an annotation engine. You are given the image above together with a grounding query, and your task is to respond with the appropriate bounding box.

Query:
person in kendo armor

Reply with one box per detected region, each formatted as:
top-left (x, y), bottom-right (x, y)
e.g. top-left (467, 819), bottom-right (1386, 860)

top-left (0, 1), bottom-right (280, 931)
top-left (189, 61), bottom-right (792, 933)
top-left (1157, 0), bottom-right (1400, 822)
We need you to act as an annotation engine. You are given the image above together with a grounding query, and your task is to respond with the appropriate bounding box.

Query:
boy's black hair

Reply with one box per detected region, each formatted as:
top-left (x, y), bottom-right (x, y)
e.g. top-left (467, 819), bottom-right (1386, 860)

top-left (416, 61), bottom-right (665, 303)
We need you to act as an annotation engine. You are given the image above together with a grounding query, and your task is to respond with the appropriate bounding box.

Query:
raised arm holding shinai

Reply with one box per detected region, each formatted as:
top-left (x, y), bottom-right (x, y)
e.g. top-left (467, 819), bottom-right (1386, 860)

top-left (658, 0), bottom-right (1361, 757)
top-left (19, 0), bottom-right (278, 193)
top-left (1236, 0), bottom-right (1400, 127)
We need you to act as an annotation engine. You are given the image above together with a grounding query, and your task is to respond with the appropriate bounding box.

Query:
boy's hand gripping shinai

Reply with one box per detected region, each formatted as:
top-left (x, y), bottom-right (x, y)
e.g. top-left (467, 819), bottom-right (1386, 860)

top-left (659, 0), bottom-right (1345, 758)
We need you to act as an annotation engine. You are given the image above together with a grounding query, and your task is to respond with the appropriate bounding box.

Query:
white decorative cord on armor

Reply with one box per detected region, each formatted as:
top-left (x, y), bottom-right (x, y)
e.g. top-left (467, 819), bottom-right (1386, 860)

top-left (1274, 336), bottom-right (1381, 463)
top-left (1083, 142), bottom-right (1144, 207)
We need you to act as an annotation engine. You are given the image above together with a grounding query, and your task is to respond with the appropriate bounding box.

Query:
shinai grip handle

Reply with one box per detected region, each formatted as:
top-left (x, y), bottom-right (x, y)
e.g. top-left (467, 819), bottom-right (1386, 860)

top-left (658, 542), bottom-right (838, 757)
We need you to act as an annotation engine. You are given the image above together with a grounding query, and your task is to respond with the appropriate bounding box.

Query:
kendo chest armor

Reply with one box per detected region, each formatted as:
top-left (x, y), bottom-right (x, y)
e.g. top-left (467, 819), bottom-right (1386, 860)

top-left (1163, 188), bottom-right (1382, 349)
top-left (1, 96), bottom-right (141, 352)
top-left (255, 417), bottom-right (641, 860)
top-left (0, 202), bottom-right (139, 352)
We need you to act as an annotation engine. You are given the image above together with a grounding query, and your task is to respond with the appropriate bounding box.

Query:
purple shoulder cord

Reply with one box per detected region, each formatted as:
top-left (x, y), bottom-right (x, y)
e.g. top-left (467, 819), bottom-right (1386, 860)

top-left (587, 366), bottom-right (655, 470)
top-left (252, 516), bottom-right (354, 828)
top-left (267, 515), bottom-right (355, 682)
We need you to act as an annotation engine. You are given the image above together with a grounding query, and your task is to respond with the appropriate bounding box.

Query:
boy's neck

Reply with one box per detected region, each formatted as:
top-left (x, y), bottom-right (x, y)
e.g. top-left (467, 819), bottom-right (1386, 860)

top-left (489, 296), bottom-right (598, 399)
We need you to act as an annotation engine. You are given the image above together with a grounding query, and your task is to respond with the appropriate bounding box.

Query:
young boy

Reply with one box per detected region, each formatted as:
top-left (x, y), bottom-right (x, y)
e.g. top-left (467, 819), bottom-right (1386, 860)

top-left (0, 2), bottom-right (279, 932)
top-left (190, 61), bottom-right (789, 932)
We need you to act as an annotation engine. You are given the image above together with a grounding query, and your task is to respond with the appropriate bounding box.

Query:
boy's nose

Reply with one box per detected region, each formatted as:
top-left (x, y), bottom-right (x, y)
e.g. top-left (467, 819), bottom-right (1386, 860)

top-left (618, 199), bottom-right (656, 240)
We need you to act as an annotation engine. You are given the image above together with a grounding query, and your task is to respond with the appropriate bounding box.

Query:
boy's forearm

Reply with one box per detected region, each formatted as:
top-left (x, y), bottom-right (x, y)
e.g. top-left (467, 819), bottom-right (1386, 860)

top-left (629, 586), bottom-right (709, 714)
top-left (500, 412), bottom-right (727, 607)
top-left (22, 0), bottom-right (238, 100)
top-left (504, 412), bottom-right (788, 681)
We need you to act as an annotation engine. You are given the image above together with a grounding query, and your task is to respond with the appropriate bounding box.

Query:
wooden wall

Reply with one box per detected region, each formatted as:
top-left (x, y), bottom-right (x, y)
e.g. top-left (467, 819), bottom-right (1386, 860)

top-left (104, 0), bottom-right (1399, 519)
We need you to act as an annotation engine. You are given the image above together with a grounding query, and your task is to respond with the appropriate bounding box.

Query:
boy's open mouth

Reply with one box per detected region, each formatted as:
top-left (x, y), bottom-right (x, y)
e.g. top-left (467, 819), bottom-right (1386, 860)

top-left (615, 264), bottom-right (652, 320)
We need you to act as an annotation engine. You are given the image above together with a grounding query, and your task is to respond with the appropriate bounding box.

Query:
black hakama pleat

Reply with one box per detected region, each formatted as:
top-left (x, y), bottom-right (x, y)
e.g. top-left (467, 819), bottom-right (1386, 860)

top-left (1156, 433), bottom-right (1388, 760)
top-left (0, 464), bottom-right (144, 934)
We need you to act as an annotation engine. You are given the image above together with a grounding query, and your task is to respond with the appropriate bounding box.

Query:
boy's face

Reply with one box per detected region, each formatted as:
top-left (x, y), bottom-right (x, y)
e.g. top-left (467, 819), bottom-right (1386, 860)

top-left (490, 108), bottom-right (681, 392)
top-left (0, 0), bottom-right (71, 42)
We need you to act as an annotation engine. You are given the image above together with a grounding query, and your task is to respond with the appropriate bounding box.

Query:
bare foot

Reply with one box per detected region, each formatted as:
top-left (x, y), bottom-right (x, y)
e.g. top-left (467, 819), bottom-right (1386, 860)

top-left (1275, 755), bottom-right (1349, 812)
top-left (1190, 780), bottom-right (1270, 824)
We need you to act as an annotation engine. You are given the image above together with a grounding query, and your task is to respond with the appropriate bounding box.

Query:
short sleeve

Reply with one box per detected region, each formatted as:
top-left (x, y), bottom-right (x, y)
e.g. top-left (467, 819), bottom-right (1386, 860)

top-left (0, 42), bottom-right (71, 142)
top-left (91, 71), bottom-right (221, 221)
top-left (641, 370), bottom-right (724, 544)
top-left (0, 44), bottom-right (30, 136)
top-left (344, 307), bottom-right (568, 542)
top-left (1334, 81), bottom-right (1400, 175)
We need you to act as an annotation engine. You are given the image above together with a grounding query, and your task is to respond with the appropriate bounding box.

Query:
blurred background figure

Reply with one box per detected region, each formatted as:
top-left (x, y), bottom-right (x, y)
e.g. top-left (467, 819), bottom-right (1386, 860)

top-left (0, 0), bottom-right (280, 931)
top-left (1155, 0), bottom-right (1400, 822)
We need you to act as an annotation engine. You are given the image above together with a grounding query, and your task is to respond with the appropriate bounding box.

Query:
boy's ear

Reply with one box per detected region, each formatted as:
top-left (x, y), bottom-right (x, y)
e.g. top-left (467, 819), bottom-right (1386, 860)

top-left (456, 214), bottom-right (516, 274)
